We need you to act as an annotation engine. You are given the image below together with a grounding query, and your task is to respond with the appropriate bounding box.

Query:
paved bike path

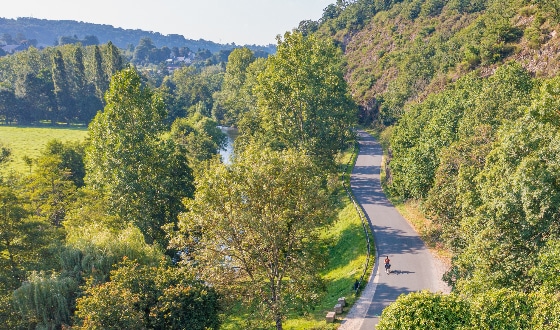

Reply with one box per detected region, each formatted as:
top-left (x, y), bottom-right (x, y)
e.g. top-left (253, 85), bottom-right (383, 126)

top-left (339, 131), bottom-right (448, 329)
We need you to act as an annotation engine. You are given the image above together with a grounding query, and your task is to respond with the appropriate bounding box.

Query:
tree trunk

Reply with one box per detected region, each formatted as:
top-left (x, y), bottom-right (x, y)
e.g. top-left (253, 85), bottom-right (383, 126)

top-left (276, 316), bottom-right (283, 330)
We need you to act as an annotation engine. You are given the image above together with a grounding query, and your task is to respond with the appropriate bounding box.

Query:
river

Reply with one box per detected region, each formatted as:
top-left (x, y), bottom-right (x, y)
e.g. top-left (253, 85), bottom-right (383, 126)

top-left (218, 126), bottom-right (238, 164)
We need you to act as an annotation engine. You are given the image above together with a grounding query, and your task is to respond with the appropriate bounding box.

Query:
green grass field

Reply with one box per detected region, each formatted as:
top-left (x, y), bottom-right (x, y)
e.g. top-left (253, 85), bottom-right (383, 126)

top-left (0, 126), bottom-right (88, 173)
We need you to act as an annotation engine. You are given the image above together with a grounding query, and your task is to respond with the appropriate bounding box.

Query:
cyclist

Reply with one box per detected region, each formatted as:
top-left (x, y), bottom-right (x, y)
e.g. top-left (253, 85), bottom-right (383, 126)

top-left (384, 256), bottom-right (391, 274)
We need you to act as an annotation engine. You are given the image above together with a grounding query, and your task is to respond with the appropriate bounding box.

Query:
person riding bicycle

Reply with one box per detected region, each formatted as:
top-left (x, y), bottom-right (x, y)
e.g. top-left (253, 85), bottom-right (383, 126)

top-left (384, 256), bottom-right (391, 272)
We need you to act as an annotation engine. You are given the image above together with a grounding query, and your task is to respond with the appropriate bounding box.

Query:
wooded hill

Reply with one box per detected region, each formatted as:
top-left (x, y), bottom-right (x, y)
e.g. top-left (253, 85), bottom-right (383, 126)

top-left (311, 0), bottom-right (560, 327)
top-left (312, 0), bottom-right (560, 125)
top-left (0, 17), bottom-right (275, 53)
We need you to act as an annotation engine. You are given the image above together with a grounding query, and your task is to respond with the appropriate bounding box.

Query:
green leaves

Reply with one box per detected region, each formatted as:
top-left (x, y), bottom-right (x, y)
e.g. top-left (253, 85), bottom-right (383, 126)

top-left (377, 291), bottom-right (470, 329)
top-left (12, 272), bottom-right (77, 329)
top-left (172, 146), bottom-right (334, 328)
top-left (379, 289), bottom-right (560, 330)
top-left (86, 67), bottom-right (194, 247)
top-left (75, 259), bottom-right (220, 330)
top-left (249, 31), bottom-right (356, 165)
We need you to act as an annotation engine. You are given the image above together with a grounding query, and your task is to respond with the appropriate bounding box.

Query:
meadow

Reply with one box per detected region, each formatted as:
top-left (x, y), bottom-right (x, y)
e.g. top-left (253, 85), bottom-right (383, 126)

top-left (0, 126), bottom-right (88, 173)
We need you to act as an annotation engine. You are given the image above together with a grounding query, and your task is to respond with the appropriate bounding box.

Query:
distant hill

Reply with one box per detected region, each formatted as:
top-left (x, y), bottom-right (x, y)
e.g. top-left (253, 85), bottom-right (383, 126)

top-left (0, 17), bottom-right (276, 54)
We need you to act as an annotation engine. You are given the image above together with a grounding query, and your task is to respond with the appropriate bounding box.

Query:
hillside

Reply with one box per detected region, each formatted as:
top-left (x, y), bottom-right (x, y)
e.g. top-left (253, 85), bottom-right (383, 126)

top-left (0, 17), bottom-right (275, 53)
top-left (314, 0), bottom-right (560, 126)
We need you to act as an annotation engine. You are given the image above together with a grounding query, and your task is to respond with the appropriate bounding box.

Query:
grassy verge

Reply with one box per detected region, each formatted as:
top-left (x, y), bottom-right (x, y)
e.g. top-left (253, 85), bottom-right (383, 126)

top-left (284, 144), bottom-right (372, 329)
top-left (0, 125), bottom-right (88, 173)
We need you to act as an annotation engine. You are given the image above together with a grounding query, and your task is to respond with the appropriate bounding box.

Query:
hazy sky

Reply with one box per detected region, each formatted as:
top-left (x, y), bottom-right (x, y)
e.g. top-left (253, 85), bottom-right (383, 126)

top-left (2, 0), bottom-right (334, 45)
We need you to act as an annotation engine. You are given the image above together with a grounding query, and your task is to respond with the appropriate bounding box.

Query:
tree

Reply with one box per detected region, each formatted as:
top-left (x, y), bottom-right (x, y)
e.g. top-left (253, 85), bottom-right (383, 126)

top-left (449, 76), bottom-right (560, 294)
top-left (0, 87), bottom-right (17, 124)
top-left (377, 291), bottom-right (470, 329)
top-left (12, 272), bottom-right (77, 329)
top-left (171, 146), bottom-right (335, 330)
top-left (170, 113), bottom-right (227, 164)
top-left (92, 45), bottom-right (107, 103)
top-left (212, 47), bottom-right (256, 126)
top-left (133, 37), bottom-right (156, 65)
top-left (27, 152), bottom-right (77, 227)
top-left (75, 259), bottom-right (220, 330)
top-left (248, 31), bottom-right (356, 166)
top-left (0, 182), bottom-right (29, 288)
top-left (85, 67), bottom-right (194, 247)
top-left (42, 139), bottom-right (85, 187)
top-left (51, 49), bottom-right (73, 124)
top-left (14, 69), bottom-right (55, 124)
top-left (104, 41), bottom-right (123, 80)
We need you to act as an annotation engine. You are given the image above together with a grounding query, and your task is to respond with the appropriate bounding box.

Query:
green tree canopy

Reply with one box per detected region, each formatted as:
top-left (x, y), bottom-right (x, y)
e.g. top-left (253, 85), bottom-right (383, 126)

top-left (242, 31), bottom-right (356, 166)
top-left (75, 258), bottom-right (220, 330)
top-left (85, 67), bottom-right (194, 248)
top-left (171, 146), bottom-right (336, 330)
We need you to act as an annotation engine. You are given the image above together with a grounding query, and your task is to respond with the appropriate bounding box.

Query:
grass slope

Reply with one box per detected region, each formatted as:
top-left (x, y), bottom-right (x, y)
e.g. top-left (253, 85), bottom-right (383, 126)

top-left (0, 126), bottom-right (88, 173)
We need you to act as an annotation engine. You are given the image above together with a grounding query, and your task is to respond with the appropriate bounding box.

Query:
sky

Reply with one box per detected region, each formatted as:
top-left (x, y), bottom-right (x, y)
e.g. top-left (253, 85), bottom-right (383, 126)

top-left (2, 0), bottom-right (334, 45)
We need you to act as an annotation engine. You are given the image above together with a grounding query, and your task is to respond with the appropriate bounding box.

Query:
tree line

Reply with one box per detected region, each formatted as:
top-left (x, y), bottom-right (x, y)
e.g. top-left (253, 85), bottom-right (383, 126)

top-left (0, 42), bottom-right (123, 125)
top-left (0, 31), bottom-right (357, 329)
top-left (0, 37), bottom-right (273, 127)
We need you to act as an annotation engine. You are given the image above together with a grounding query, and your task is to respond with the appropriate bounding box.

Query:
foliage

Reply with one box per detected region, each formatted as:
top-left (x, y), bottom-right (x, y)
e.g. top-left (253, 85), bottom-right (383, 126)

top-left (170, 112), bottom-right (227, 164)
top-left (12, 272), bottom-right (78, 330)
top-left (333, 0), bottom-right (556, 126)
top-left (243, 31), bottom-right (357, 167)
top-left (377, 291), bottom-right (470, 329)
top-left (378, 289), bottom-right (560, 330)
top-left (75, 258), bottom-right (220, 330)
top-left (469, 288), bottom-right (532, 329)
top-left (85, 67), bottom-right (194, 247)
top-left (172, 146), bottom-right (336, 329)
top-left (161, 64), bottom-right (224, 122)
top-left (211, 47), bottom-right (257, 126)
top-left (0, 177), bottom-right (62, 286)
top-left (0, 43), bottom-right (122, 125)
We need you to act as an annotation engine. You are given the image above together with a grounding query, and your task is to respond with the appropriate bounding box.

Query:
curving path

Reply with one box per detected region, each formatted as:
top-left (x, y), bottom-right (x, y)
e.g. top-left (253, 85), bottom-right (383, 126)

top-left (339, 131), bottom-right (449, 329)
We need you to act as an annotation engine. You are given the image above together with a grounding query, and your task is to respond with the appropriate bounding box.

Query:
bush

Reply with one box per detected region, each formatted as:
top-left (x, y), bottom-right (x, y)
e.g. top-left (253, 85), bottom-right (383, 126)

top-left (377, 291), bottom-right (470, 329)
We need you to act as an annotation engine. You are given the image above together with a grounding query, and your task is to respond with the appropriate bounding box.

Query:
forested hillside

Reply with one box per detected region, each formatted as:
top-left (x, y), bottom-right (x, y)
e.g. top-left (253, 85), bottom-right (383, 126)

top-left (0, 17), bottom-right (275, 53)
top-left (309, 0), bottom-right (560, 327)
top-left (4, 0), bottom-right (560, 328)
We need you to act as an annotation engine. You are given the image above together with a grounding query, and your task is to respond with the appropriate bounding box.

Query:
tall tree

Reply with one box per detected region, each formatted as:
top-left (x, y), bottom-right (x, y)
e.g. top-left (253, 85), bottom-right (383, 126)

top-left (104, 41), bottom-right (123, 80)
top-left (212, 47), bottom-right (256, 125)
top-left (85, 68), bottom-right (194, 247)
top-left (171, 146), bottom-right (335, 330)
top-left (51, 49), bottom-right (73, 124)
top-left (247, 31), bottom-right (356, 166)
top-left (92, 45), bottom-right (107, 104)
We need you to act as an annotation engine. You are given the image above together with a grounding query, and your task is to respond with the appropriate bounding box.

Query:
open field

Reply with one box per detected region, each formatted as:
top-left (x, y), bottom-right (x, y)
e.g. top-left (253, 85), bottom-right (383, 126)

top-left (0, 126), bottom-right (88, 173)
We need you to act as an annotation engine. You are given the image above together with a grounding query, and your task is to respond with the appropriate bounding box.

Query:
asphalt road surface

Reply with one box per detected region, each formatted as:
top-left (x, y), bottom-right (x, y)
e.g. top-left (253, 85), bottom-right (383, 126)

top-left (342, 131), bottom-right (448, 329)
